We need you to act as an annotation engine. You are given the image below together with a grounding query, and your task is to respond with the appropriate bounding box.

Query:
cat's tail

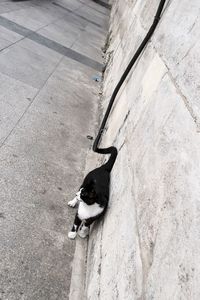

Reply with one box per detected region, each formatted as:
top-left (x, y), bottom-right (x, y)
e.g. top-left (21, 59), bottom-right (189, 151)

top-left (95, 146), bottom-right (118, 172)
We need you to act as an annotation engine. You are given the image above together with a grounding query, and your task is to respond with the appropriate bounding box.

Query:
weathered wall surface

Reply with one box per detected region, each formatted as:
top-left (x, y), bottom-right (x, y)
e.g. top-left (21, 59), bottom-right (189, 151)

top-left (86, 0), bottom-right (200, 299)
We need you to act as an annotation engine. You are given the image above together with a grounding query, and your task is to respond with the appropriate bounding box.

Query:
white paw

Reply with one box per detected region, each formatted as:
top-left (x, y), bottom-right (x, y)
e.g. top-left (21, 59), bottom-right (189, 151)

top-left (78, 225), bottom-right (89, 239)
top-left (68, 231), bottom-right (77, 239)
top-left (68, 197), bottom-right (78, 208)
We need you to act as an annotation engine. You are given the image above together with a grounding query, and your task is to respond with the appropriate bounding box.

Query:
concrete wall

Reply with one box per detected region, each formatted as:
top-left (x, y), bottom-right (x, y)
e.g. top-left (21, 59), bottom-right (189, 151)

top-left (86, 0), bottom-right (200, 299)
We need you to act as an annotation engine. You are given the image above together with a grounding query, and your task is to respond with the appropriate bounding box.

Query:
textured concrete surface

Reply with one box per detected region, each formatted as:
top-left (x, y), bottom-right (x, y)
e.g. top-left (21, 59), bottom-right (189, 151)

top-left (69, 150), bottom-right (100, 300)
top-left (85, 0), bottom-right (200, 299)
top-left (0, 0), bottom-right (109, 299)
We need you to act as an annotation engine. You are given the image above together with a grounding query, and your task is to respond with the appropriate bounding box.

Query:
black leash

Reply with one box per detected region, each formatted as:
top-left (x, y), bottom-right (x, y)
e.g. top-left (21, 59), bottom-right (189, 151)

top-left (93, 0), bottom-right (167, 152)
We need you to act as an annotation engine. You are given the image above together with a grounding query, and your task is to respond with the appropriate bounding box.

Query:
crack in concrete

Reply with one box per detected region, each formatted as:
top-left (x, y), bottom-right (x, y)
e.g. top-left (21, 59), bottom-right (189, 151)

top-left (97, 222), bottom-right (104, 299)
top-left (178, 42), bottom-right (196, 64)
top-left (152, 43), bottom-right (200, 132)
top-left (167, 71), bottom-right (199, 129)
top-left (187, 14), bottom-right (199, 34)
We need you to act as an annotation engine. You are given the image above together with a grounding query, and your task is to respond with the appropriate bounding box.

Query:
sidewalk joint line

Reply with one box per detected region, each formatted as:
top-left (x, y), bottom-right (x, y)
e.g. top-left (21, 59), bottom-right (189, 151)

top-left (0, 16), bottom-right (103, 71)
top-left (0, 55), bottom-right (64, 150)
top-left (52, 2), bottom-right (103, 28)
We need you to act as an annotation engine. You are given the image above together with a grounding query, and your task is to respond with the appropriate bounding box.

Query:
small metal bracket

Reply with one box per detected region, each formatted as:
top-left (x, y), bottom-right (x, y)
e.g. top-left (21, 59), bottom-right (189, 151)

top-left (87, 135), bottom-right (94, 140)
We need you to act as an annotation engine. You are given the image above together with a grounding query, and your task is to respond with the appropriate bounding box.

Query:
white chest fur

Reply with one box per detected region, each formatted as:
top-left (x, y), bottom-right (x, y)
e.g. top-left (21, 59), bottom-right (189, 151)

top-left (78, 202), bottom-right (104, 220)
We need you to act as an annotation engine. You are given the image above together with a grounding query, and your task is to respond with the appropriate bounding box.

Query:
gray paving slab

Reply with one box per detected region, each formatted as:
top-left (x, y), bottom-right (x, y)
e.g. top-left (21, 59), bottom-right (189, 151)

top-left (27, 32), bottom-right (103, 71)
top-left (72, 23), bottom-right (106, 62)
top-left (52, 1), bottom-right (103, 28)
top-left (54, 0), bottom-right (83, 11)
top-left (0, 71), bottom-right (38, 144)
top-left (0, 15), bottom-right (31, 36)
top-left (1, 8), bottom-right (46, 31)
top-left (53, 15), bottom-right (87, 32)
top-left (19, 38), bottom-right (63, 63)
top-left (0, 25), bottom-right (22, 42)
top-left (0, 1), bottom-right (31, 14)
top-left (0, 36), bottom-right (12, 51)
top-left (0, 0), bottom-right (109, 299)
top-left (80, 0), bottom-right (110, 15)
top-left (37, 23), bottom-right (80, 49)
top-left (29, 2), bottom-right (69, 19)
top-left (72, 34), bottom-right (103, 62)
top-left (0, 44), bottom-right (61, 89)
top-left (88, 0), bottom-right (111, 10)
top-left (77, 3), bottom-right (109, 29)
top-left (0, 55), bottom-right (100, 300)
top-left (0, 16), bottom-right (103, 71)
top-left (1, 5), bottom-right (67, 31)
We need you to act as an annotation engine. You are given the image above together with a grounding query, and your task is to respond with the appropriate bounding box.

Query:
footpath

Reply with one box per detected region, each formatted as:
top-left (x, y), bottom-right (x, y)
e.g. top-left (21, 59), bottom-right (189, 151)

top-left (0, 0), bottom-right (109, 299)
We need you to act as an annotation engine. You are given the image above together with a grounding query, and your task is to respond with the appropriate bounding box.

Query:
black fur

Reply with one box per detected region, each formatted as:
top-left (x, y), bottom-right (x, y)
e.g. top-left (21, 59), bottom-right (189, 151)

top-left (69, 146), bottom-right (117, 237)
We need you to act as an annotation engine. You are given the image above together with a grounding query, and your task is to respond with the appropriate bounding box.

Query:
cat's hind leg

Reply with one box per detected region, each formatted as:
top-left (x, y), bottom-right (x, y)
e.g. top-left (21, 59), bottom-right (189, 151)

top-left (78, 217), bottom-right (96, 239)
top-left (68, 213), bottom-right (82, 239)
top-left (78, 224), bottom-right (89, 239)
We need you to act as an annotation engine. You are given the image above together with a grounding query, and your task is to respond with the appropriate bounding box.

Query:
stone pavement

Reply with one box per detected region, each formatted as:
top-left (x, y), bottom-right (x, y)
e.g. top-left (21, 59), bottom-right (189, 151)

top-left (0, 0), bottom-right (109, 299)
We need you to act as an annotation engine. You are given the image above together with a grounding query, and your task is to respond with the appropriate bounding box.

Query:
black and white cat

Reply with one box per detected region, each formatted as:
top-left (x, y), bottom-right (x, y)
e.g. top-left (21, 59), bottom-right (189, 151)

top-left (68, 146), bottom-right (117, 239)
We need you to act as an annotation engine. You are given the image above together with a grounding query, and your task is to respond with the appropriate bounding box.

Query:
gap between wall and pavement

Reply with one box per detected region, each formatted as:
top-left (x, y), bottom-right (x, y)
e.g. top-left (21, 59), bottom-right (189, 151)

top-left (69, 150), bottom-right (101, 300)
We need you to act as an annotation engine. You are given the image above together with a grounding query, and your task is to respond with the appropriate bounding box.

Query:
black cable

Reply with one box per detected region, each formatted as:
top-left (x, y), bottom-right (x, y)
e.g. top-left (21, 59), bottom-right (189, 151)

top-left (93, 0), bottom-right (167, 152)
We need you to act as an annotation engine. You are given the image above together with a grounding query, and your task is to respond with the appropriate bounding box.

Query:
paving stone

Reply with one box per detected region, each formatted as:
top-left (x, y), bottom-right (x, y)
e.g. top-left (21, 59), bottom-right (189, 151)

top-left (0, 0), bottom-right (109, 299)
